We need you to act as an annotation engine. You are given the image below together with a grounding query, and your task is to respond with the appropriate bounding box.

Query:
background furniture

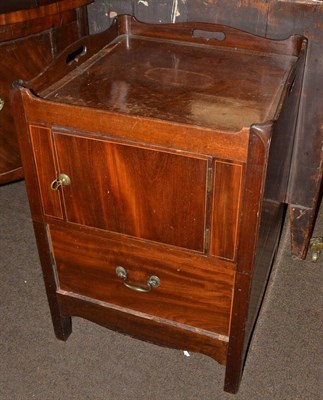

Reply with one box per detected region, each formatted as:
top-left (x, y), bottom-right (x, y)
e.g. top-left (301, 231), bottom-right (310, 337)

top-left (0, 0), bottom-right (92, 184)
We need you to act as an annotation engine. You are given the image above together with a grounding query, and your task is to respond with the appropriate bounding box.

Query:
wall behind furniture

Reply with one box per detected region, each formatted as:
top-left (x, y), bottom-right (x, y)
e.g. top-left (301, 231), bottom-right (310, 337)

top-left (87, 0), bottom-right (190, 32)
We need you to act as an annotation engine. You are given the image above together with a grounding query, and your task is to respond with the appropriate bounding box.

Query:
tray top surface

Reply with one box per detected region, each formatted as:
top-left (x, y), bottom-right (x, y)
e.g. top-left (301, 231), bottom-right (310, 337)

top-left (44, 35), bottom-right (297, 132)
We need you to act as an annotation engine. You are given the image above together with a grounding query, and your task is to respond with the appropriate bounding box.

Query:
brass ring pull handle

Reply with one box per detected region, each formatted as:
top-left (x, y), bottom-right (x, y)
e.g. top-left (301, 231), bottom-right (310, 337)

top-left (0, 97), bottom-right (4, 111)
top-left (116, 266), bottom-right (160, 293)
top-left (50, 173), bottom-right (71, 190)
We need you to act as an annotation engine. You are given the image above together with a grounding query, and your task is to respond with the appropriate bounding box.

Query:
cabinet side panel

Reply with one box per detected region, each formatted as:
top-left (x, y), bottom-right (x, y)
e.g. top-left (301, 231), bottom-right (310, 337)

top-left (29, 125), bottom-right (63, 219)
top-left (224, 126), bottom-right (271, 394)
top-left (210, 161), bottom-right (243, 260)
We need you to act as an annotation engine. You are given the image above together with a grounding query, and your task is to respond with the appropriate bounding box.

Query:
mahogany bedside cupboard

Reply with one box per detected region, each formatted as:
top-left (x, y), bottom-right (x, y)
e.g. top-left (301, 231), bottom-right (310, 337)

top-left (11, 15), bottom-right (307, 394)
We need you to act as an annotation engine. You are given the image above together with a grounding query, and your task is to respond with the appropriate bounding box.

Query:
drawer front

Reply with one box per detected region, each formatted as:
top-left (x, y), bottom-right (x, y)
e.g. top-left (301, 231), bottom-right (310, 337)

top-left (49, 224), bottom-right (234, 336)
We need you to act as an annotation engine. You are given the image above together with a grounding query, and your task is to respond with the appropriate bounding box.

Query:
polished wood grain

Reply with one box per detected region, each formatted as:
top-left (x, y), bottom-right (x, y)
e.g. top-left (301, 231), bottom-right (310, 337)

top-left (58, 292), bottom-right (229, 365)
top-left (0, 9), bottom-right (76, 37)
top-left (12, 16), bottom-right (306, 395)
top-left (91, 1), bottom-right (323, 260)
top-left (0, 0), bottom-right (91, 25)
top-left (21, 91), bottom-right (249, 162)
top-left (43, 19), bottom-right (300, 132)
top-left (0, 30), bottom-right (52, 183)
top-left (225, 39), bottom-right (306, 392)
top-left (224, 124), bottom-right (272, 393)
top-left (243, 42), bottom-right (307, 346)
top-left (29, 125), bottom-right (64, 219)
top-left (210, 161), bottom-right (243, 261)
top-left (49, 223), bottom-right (234, 336)
top-left (129, 18), bottom-right (303, 57)
top-left (0, 0), bottom-right (91, 185)
top-left (53, 131), bottom-right (209, 251)
top-left (33, 221), bottom-right (72, 340)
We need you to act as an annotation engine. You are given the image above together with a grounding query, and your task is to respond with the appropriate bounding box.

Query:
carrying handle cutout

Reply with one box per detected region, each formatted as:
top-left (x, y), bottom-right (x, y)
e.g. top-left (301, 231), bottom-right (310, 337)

top-left (66, 45), bottom-right (87, 65)
top-left (192, 29), bottom-right (226, 41)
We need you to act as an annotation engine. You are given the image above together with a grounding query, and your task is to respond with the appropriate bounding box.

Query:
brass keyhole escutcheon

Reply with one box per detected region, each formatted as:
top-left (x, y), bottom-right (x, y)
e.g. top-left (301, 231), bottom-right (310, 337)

top-left (0, 97), bottom-right (4, 111)
top-left (50, 173), bottom-right (71, 190)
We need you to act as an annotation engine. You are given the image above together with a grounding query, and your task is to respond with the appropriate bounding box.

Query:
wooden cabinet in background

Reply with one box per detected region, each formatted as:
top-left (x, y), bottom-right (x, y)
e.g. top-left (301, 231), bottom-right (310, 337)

top-left (0, 0), bottom-right (92, 184)
top-left (12, 16), bottom-right (307, 394)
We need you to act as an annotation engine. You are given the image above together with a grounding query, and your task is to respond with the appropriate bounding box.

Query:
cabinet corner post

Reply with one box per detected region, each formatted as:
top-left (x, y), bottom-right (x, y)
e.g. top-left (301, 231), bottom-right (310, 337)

top-left (33, 221), bottom-right (72, 341)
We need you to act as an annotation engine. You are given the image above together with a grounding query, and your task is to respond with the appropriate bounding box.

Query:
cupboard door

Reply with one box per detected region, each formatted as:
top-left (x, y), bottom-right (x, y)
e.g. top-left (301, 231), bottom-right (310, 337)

top-left (53, 132), bottom-right (209, 252)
